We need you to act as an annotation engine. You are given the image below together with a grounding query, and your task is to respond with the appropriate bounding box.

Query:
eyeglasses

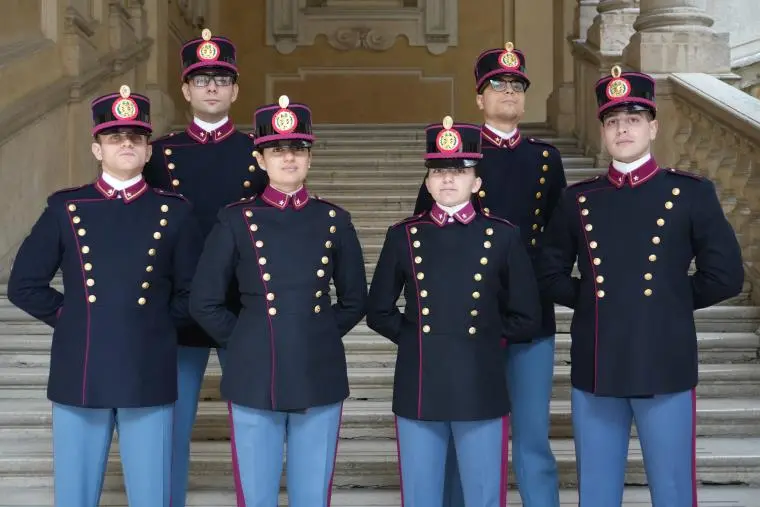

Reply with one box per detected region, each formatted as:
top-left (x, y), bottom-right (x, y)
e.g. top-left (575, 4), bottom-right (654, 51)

top-left (188, 74), bottom-right (235, 87)
top-left (488, 79), bottom-right (526, 93)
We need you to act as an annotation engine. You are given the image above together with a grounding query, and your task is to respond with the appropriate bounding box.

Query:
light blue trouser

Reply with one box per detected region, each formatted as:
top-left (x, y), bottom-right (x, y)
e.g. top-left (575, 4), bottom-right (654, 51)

top-left (443, 336), bottom-right (558, 507)
top-left (52, 402), bottom-right (173, 506)
top-left (572, 388), bottom-right (697, 507)
top-left (229, 401), bottom-right (343, 507)
top-left (396, 415), bottom-right (510, 507)
top-left (171, 346), bottom-right (227, 507)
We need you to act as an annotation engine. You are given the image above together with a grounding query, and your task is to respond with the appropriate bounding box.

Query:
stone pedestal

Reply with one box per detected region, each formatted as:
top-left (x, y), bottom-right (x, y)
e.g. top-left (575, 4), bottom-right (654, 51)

top-left (623, 0), bottom-right (730, 73)
top-left (587, 0), bottom-right (640, 53)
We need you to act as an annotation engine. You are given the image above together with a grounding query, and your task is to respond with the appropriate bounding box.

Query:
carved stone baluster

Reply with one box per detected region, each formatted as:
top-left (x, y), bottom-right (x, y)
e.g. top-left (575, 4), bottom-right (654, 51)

top-left (739, 144), bottom-right (760, 272)
top-left (672, 101), bottom-right (694, 171)
top-left (713, 131), bottom-right (739, 218)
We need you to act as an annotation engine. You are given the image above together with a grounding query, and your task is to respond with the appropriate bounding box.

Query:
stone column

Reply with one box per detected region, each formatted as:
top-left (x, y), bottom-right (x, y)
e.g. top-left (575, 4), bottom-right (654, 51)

top-left (587, 0), bottom-right (640, 53)
top-left (576, 0), bottom-right (601, 41)
top-left (623, 0), bottom-right (730, 73)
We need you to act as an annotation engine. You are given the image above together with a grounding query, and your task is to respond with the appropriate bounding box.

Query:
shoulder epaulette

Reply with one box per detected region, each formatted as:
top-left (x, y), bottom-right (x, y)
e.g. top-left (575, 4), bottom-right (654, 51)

top-left (152, 188), bottom-right (188, 201)
top-left (49, 183), bottom-right (89, 198)
top-left (391, 213), bottom-right (426, 228)
top-left (225, 195), bottom-right (257, 208)
top-left (664, 167), bottom-right (704, 181)
top-left (567, 174), bottom-right (602, 188)
top-left (483, 213), bottom-right (516, 228)
top-left (312, 195), bottom-right (348, 213)
top-left (527, 137), bottom-right (559, 151)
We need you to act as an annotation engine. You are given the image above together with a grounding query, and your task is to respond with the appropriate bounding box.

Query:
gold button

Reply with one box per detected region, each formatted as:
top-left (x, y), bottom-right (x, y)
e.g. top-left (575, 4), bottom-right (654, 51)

top-left (138, 297), bottom-right (146, 305)
top-left (578, 196), bottom-right (587, 203)
top-left (581, 209), bottom-right (589, 216)
top-left (585, 224), bottom-right (593, 232)
top-left (420, 290), bottom-right (428, 297)
top-left (414, 256), bottom-right (422, 264)
top-left (535, 209), bottom-right (541, 216)
top-left (322, 256), bottom-right (329, 264)
top-left (161, 205), bottom-right (169, 212)
top-left (590, 241), bottom-right (598, 249)
top-left (596, 275), bottom-right (604, 283)
top-left (168, 163), bottom-right (176, 170)
top-left (644, 289), bottom-right (653, 296)
top-left (315, 290), bottom-right (323, 298)
top-left (81, 246), bottom-right (90, 254)
top-left (269, 307), bottom-right (277, 316)
top-left (246, 210), bottom-right (253, 218)
top-left (73, 216), bottom-right (81, 224)
top-left (243, 181), bottom-right (251, 188)
top-left (250, 224), bottom-right (258, 231)
top-left (652, 236), bottom-right (661, 245)
top-left (657, 218), bottom-right (665, 226)
top-left (486, 228), bottom-right (493, 236)
top-left (474, 273), bottom-right (482, 281)
top-left (172, 179), bottom-right (180, 187)
top-left (88, 295), bottom-right (96, 303)
top-left (263, 273), bottom-right (271, 281)
top-left (422, 325), bottom-right (431, 333)
top-left (539, 177), bottom-right (546, 184)
top-left (593, 258), bottom-right (601, 266)
top-left (86, 279), bottom-right (95, 287)
top-left (256, 240), bottom-right (264, 248)
top-left (325, 240), bottom-right (333, 248)
top-left (531, 238), bottom-right (537, 246)
top-left (532, 224), bottom-right (539, 231)
top-left (259, 257), bottom-right (267, 265)
top-left (597, 290), bottom-right (605, 298)
top-left (644, 273), bottom-right (653, 281)
top-left (142, 282), bottom-right (150, 289)
top-left (329, 210), bottom-right (337, 218)
top-left (329, 226), bottom-right (337, 233)
top-left (153, 232), bottom-right (162, 240)
top-left (647, 254), bottom-right (657, 263)
top-left (266, 293), bottom-right (275, 301)
top-left (164, 148), bottom-right (172, 155)
top-left (422, 308), bottom-right (430, 315)
top-left (542, 150), bottom-right (549, 157)
top-left (665, 201), bottom-right (673, 210)
top-left (314, 305), bottom-right (321, 313)
top-left (468, 327), bottom-right (476, 335)
top-left (542, 164), bottom-right (549, 172)
top-left (146, 265), bottom-right (153, 272)
top-left (84, 263), bottom-right (93, 271)
top-left (536, 192), bottom-right (542, 199)
top-left (672, 188), bottom-right (680, 196)
top-left (317, 269), bottom-right (325, 277)
top-left (68, 204), bottom-right (76, 212)
top-left (410, 227), bottom-right (418, 234)
top-left (484, 207), bottom-right (490, 214)
top-left (483, 241), bottom-right (491, 248)
top-left (480, 257), bottom-right (488, 265)
top-left (472, 291), bottom-right (480, 299)
top-left (252, 150), bottom-right (258, 157)
top-left (413, 240), bottom-right (420, 248)
top-left (470, 309), bottom-right (478, 317)
top-left (478, 190), bottom-right (486, 198)
top-left (249, 165), bottom-right (256, 172)
top-left (417, 272), bottom-right (424, 280)
top-left (148, 248), bottom-right (156, 256)
top-left (78, 228), bottom-right (86, 236)
top-left (160, 219), bottom-right (168, 226)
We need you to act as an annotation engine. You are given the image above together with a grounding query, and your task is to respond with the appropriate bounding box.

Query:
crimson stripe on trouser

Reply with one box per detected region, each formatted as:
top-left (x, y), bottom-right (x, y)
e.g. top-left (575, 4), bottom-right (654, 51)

top-left (500, 415), bottom-right (510, 507)
top-left (691, 389), bottom-right (698, 507)
top-left (394, 416), bottom-right (406, 507)
top-left (227, 401), bottom-right (247, 507)
top-left (326, 403), bottom-right (344, 507)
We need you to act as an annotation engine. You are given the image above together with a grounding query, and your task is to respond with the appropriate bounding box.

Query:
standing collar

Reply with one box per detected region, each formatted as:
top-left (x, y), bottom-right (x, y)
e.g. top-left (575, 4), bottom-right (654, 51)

top-left (261, 185), bottom-right (310, 210)
top-left (94, 174), bottom-right (148, 203)
top-left (607, 156), bottom-right (660, 188)
top-left (481, 125), bottom-right (522, 149)
top-left (430, 201), bottom-right (477, 227)
top-left (186, 118), bottom-right (236, 144)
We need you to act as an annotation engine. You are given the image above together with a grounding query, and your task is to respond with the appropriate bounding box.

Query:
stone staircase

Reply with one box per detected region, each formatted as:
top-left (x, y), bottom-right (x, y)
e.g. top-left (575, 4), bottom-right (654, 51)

top-left (0, 123), bottom-right (758, 505)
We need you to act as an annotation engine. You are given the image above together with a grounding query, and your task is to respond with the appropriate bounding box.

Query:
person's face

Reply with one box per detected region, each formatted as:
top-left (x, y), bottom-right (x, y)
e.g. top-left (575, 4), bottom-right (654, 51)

top-left (92, 130), bottom-right (151, 178)
top-left (255, 145), bottom-right (312, 190)
top-left (476, 78), bottom-right (526, 123)
top-left (181, 71), bottom-right (239, 120)
top-left (600, 110), bottom-right (658, 163)
top-left (425, 167), bottom-right (482, 207)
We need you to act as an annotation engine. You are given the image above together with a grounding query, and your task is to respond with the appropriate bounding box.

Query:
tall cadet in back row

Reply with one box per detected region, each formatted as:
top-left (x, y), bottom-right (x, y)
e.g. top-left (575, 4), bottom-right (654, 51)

top-left (8, 86), bottom-right (202, 506)
top-left (538, 66), bottom-right (744, 506)
top-left (369, 116), bottom-right (541, 507)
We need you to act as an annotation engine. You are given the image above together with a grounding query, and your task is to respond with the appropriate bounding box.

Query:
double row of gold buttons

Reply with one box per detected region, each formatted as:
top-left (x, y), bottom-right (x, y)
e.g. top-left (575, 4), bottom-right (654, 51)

top-left (164, 147), bottom-right (256, 190)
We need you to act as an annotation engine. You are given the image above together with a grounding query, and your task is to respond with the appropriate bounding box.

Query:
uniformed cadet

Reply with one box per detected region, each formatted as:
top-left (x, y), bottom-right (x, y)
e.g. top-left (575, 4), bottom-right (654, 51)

top-left (368, 116), bottom-right (542, 507)
top-left (7, 86), bottom-right (202, 506)
top-left (142, 28), bottom-right (268, 505)
top-left (537, 66), bottom-right (744, 506)
top-left (414, 43), bottom-right (564, 507)
top-left (189, 95), bottom-right (368, 506)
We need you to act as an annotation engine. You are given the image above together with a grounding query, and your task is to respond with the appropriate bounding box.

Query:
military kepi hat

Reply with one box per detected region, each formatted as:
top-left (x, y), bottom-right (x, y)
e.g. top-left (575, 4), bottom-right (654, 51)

top-left (252, 95), bottom-right (315, 149)
top-left (424, 116), bottom-right (483, 169)
top-left (474, 42), bottom-right (530, 92)
top-left (595, 65), bottom-right (656, 120)
top-left (91, 85), bottom-right (151, 137)
top-left (181, 28), bottom-right (237, 80)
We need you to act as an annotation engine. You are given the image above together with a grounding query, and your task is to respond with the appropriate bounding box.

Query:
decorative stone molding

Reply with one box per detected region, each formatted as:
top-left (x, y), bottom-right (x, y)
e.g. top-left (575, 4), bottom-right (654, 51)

top-left (266, 0), bottom-right (458, 55)
top-left (586, 0), bottom-right (639, 53)
top-left (575, 0), bottom-right (601, 40)
top-left (177, 0), bottom-right (209, 28)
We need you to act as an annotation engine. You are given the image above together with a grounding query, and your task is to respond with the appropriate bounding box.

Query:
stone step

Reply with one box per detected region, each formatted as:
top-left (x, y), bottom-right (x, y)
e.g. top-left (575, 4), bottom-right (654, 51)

top-left (306, 167), bottom-right (601, 183)
top-left (2, 483), bottom-right (756, 507)
top-left (308, 156), bottom-right (596, 169)
top-left (311, 145), bottom-right (586, 158)
top-left (0, 328), bottom-right (755, 365)
top-left (2, 397), bottom-right (756, 440)
top-left (310, 135), bottom-right (581, 149)
top-left (0, 434), bottom-right (758, 488)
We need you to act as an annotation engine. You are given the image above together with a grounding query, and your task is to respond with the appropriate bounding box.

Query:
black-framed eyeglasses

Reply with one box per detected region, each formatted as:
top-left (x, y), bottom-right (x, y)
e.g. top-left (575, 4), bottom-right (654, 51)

top-left (188, 74), bottom-right (235, 87)
top-left (488, 78), bottom-right (526, 93)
